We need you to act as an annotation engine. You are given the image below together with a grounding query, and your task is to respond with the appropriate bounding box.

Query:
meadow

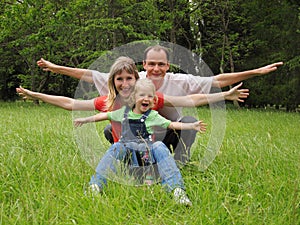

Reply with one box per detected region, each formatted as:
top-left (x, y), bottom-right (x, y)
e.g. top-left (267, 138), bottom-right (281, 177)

top-left (0, 102), bottom-right (299, 225)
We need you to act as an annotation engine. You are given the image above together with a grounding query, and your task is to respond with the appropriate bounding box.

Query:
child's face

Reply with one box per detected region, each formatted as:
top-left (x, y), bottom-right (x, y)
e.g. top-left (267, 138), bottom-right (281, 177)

top-left (134, 86), bottom-right (155, 113)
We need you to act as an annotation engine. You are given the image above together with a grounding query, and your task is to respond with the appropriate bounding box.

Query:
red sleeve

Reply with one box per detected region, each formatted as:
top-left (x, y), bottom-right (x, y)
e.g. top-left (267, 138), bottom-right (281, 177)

top-left (94, 96), bottom-right (108, 112)
top-left (153, 92), bottom-right (164, 111)
top-left (94, 96), bottom-right (122, 143)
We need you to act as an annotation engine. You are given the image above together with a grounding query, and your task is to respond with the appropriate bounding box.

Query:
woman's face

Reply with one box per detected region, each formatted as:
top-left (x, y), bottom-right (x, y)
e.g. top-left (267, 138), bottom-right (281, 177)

top-left (114, 71), bottom-right (137, 98)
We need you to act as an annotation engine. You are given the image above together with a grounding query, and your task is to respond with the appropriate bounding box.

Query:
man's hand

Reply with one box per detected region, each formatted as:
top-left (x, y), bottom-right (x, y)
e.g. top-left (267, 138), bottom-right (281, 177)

top-left (254, 62), bottom-right (283, 76)
top-left (16, 86), bottom-right (36, 100)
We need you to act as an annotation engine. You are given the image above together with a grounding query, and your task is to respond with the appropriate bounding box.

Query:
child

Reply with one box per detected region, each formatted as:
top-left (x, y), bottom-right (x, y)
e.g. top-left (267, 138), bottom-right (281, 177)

top-left (74, 79), bottom-right (207, 206)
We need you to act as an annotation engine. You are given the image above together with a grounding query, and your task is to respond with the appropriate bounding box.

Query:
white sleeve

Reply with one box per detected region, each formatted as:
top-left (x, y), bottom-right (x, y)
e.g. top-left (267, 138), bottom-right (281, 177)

top-left (159, 73), bottom-right (213, 95)
top-left (92, 70), bottom-right (109, 95)
top-left (184, 74), bottom-right (213, 94)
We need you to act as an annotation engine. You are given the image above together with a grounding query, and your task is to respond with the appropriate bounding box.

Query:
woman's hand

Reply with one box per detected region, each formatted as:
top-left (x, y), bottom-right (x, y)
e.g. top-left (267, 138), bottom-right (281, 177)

top-left (16, 86), bottom-right (37, 100)
top-left (226, 83), bottom-right (249, 102)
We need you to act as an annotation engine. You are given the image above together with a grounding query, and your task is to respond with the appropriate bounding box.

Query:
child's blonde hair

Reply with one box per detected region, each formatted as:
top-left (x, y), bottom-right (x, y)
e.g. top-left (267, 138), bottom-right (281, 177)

top-left (127, 79), bottom-right (157, 108)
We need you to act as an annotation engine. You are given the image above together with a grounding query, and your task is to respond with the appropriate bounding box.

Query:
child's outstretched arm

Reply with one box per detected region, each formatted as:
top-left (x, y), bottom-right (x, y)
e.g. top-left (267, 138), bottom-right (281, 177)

top-left (74, 113), bottom-right (109, 127)
top-left (168, 120), bottom-right (207, 133)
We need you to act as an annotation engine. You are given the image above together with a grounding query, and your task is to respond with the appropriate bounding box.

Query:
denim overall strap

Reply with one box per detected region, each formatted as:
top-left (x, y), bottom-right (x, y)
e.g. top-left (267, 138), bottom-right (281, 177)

top-left (120, 106), bottom-right (154, 166)
top-left (120, 106), bottom-right (152, 142)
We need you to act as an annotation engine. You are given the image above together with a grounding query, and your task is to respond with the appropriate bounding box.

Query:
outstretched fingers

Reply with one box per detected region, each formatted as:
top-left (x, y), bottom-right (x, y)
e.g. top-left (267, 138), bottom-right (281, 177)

top-left (16, 86), bottom-right (26, 99)
top-left (74, 119), bottom-right (84, 127)
top-left (37, 58), bottom-right (52, 72)
top-left (237, 89), bottom-right (249, 102)
top-left (16, 86), bottom-right (34, 100)
top-left (259, 61), bottom-right (283, 74)
top-left (234, 82), bottom-right (243, 89)
top-left (271, 62), bottom-right (284, 67)
top-left (198, 120), bottom-right (207, 133)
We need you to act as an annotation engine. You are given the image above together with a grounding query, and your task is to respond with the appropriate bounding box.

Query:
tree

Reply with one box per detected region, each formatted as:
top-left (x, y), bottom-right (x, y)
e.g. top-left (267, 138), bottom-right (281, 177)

top-left (241, 0), bottom-right (300, 110)
top-left (1, 0), bottom-right (299, 109)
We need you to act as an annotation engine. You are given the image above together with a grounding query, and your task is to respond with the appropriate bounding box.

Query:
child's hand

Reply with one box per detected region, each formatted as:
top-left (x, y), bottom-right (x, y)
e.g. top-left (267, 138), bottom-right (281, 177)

top-left (73, 118), bottom-right (86, 127)
top-left (195, 120), bottom-right (207, 133)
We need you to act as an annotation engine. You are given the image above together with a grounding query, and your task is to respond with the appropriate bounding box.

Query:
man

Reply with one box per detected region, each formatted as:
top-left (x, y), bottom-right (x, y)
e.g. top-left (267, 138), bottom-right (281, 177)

top-left (37, 45), bottom-right (283, 162)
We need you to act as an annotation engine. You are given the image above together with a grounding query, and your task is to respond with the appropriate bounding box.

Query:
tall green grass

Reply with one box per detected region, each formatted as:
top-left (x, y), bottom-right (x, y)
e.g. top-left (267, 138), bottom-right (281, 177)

top-left (1, 102), bottom-right (299, 225)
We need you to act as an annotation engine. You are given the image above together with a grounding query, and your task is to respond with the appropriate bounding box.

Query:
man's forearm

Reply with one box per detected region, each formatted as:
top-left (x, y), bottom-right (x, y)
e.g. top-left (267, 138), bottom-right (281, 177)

top-left (212, 70), bottom-right (256, 88)
top-left (54, 66), bottom-right (94, 83)
top-left (37, 58), bottom-right (94, 83)
top-left (212, 62), bottom-right (283, 88)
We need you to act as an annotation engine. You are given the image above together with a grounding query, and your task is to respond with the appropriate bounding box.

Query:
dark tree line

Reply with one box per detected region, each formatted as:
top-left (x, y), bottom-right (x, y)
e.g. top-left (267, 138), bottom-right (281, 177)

top-left (1, 0), bottom-right (299, 110)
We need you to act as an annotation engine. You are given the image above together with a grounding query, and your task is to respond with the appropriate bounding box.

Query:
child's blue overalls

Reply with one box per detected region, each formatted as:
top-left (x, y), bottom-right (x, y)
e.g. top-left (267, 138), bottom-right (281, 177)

top-left (92, 106), bottom-right (184, 189)
top-left (119, 106), bottom-right (155, 167)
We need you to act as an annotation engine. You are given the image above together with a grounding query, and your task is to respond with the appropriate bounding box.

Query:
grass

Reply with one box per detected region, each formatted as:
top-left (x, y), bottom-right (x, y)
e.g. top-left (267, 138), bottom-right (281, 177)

top-left (0, 102), bottom-right (299, 225)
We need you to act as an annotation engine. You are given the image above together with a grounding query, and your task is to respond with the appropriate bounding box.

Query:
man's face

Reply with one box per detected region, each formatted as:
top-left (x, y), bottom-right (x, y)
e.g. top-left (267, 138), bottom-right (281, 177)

top-left (143, 49), bottom-right (170, 82)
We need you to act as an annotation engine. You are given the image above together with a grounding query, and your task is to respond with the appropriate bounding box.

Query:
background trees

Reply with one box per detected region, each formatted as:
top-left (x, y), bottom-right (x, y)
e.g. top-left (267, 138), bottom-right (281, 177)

top-left (1, 0), bottom-right (299, 110)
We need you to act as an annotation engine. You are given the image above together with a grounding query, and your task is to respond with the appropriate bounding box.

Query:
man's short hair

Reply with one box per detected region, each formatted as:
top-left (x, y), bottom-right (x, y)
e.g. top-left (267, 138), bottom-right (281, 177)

top-left (143, 45), bottom-right (170, 61)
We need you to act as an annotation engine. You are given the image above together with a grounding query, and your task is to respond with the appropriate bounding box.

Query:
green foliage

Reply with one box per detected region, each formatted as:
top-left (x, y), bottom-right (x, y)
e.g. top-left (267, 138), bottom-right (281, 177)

top-left (0, 0), bottom-right (299, 108)
top-left (190, 0), bottom-right (300, 110)
top-left (240, 0), bottom-right (300, 110)
top-left (190, 0), bottom-right (255, 72)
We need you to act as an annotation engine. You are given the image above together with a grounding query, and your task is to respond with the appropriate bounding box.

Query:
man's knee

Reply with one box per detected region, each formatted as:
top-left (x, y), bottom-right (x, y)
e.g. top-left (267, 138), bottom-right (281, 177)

top-left (104, 124), bottom-right (114, 144)
top-left (180, 116), bottom-right (197, 123)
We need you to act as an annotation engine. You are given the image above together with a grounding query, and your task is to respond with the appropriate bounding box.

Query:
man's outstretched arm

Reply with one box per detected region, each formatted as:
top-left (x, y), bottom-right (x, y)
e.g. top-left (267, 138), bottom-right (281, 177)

top-left (37, 58), bottom-right (93, 83)
top-left (212, 62), bottom-right (283, 88)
